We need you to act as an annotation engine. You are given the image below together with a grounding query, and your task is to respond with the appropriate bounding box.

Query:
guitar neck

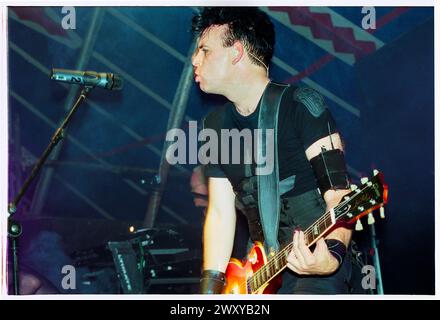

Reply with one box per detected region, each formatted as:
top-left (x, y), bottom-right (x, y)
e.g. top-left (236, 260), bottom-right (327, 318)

top-left (302, 209), bottom-right (336, 247)
top-left (247, 171), bottom-right (387, 294)
top-left (249, 210), bottom-right (336, 292)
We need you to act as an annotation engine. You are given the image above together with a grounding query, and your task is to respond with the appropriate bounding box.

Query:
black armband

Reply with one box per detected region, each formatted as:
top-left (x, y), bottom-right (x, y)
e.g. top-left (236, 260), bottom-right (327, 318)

top-left (199, 270), bottom-right (226, 294)
top-left (310, 148), bottom-right (350, 194)
top-left (325, 239), bottom-right (347, 265)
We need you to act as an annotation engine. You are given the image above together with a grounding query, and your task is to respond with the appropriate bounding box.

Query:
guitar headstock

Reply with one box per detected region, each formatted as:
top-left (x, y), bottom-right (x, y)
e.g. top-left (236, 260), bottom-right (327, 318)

top-left (334, 169), bottom-right (388, 229)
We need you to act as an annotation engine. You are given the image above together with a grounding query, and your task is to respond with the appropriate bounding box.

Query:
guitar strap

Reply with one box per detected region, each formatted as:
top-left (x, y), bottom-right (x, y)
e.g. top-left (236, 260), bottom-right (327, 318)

top-left (257, 82), bottom-right (289, 254)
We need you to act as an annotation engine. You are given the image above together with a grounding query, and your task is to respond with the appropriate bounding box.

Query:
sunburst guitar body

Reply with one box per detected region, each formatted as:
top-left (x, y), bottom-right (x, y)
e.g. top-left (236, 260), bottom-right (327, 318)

top-left (223, 242), bottom-right (282, 294)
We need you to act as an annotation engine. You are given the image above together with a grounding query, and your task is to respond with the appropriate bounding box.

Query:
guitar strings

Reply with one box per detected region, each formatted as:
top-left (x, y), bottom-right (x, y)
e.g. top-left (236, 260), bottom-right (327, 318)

top-left (238, 213), bottom-right (332, 292)
top-left (253, 185), bottom-right (366, 278)
top-left (247, 183), bottom-right (372, 291)
top-left (240, 209), bottom-right (336, 291)
top-left (236, 182), bottom-right (375, 293)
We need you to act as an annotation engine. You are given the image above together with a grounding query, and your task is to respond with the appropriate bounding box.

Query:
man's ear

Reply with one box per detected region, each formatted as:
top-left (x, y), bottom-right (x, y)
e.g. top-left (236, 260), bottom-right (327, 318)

top-left (231, 41), bottom-right (244, 65)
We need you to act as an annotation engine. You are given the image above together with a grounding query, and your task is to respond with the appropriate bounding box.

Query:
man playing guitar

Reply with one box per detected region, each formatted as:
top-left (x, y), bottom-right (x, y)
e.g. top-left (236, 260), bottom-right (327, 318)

top-left (191, 7), bottom-right (354, 294)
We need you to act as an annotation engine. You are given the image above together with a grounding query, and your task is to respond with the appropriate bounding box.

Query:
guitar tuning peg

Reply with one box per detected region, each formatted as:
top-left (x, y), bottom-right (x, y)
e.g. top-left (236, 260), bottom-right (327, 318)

top-left (355, 219), bottom-right (363, 231)
top-left (373, 169), bottom-right (379, 176)
top-left (350, 184), bottom-right (358, 191)
top-left (380, 206), bottom-right (385, 219)
top-left (360, 177), bottom-right (368, 185)
top-left (368, 213), bottom-right (375, 225)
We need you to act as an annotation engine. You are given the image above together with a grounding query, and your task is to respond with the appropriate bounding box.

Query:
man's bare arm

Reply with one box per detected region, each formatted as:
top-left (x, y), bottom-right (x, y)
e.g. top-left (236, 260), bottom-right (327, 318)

top-left (202, 177), bottom-right (237, 272)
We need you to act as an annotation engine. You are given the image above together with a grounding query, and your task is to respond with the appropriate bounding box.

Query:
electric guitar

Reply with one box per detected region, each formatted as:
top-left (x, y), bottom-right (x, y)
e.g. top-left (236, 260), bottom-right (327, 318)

top-left (223, 170), bottom-right (388, 294)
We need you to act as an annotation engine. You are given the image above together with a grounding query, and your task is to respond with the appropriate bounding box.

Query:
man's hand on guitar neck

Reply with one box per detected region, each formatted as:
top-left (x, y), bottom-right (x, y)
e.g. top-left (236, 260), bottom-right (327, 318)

top-left (286, 230), bottom-right (341, 275)
top-left (287, 187), bottom-right (352, 276)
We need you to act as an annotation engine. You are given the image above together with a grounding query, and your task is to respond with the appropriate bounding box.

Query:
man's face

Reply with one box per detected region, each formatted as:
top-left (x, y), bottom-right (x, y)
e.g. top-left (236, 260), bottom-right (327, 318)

top-left (192, 25), bottom-right (232, 94)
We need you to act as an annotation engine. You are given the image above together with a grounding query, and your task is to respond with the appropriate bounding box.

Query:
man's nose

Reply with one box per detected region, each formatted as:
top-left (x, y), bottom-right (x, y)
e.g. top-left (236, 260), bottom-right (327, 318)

top-left (192, 51), bottom-right (200, 67)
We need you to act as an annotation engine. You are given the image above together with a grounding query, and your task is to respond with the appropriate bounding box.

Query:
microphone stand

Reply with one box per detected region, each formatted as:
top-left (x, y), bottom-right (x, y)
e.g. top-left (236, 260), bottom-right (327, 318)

top-left (7, 86), bottom-right (93, 294)
top-left (369, 221), bottom-right (384, 294)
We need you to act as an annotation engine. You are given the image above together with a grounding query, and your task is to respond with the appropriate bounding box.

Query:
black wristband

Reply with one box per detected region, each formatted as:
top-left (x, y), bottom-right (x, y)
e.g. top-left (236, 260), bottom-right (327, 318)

top-left (199, 270), bottom-right (226, 294)
top-left (325, 239), bottom-right (347, 266)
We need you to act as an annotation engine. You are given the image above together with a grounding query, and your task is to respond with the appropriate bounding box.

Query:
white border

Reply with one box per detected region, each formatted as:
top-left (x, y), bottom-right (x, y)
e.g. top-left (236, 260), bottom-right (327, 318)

top-left (0, 0), bottom-right (438, 300)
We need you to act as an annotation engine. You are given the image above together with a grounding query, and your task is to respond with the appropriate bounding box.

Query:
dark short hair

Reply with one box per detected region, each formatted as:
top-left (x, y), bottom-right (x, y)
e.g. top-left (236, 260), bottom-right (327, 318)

top-left (191, 7), bottom-right (275, 67)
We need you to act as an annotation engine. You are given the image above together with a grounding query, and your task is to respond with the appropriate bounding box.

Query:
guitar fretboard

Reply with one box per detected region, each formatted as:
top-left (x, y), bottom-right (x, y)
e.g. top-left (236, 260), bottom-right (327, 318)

top-left (243, 172), bottom-right (386, 294)
top-left (249, 210), bottom-right (335, 292)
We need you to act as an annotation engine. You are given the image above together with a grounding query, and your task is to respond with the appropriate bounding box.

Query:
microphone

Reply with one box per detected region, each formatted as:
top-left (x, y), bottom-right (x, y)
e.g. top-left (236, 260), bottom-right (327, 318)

top-left (50, 68), bottom-right (123, 90)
